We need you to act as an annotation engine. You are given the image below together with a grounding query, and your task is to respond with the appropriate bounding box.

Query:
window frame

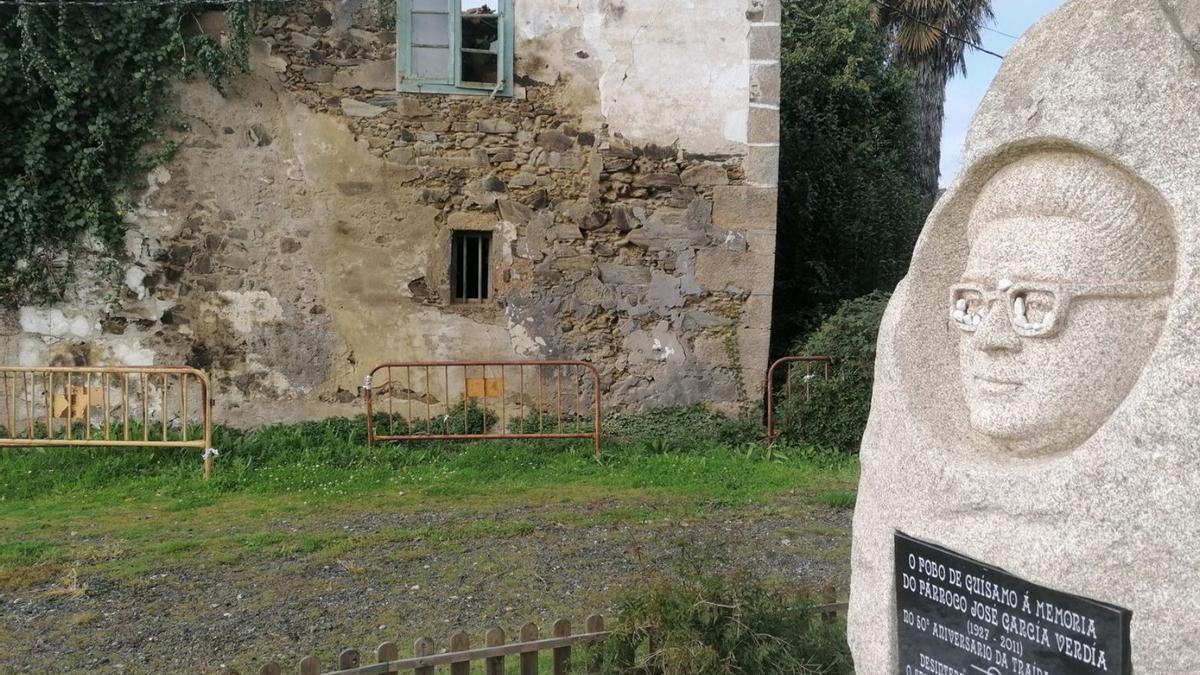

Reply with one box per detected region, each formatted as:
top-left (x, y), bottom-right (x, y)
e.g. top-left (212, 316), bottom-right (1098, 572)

top-left (450, 230), bottom-right (494, 303)
top-left (397, 0), bottom-right (515, 97)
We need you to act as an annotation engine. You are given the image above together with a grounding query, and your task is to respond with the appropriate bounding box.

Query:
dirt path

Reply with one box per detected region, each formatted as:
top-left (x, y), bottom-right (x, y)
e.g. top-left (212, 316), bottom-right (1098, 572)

top-left (0, 495), bottom-right (851, 673)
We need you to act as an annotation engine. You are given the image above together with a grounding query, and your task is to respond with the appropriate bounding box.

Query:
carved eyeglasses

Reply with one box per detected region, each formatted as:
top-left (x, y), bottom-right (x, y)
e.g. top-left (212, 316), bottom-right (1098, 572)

top-left (949, 279), bottom-right (1171, 338)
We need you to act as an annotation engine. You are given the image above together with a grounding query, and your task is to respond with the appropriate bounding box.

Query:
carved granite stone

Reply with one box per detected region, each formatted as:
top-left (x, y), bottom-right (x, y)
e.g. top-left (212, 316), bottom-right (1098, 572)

top-left (849, 1), bottom-right (1200, 672)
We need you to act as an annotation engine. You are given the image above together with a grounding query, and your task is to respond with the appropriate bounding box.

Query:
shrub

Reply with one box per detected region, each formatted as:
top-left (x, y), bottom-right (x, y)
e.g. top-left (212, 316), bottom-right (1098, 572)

top-left (400, 401), bottom-right (496, 436)
top-left (507, 410), bottom-right (593, 435)
top-left (597, 562), bottom-right (852, 674)
top-left (603, 405), bottom-right (762, 447)
top-left (777, 291), bottom-right (890, 453)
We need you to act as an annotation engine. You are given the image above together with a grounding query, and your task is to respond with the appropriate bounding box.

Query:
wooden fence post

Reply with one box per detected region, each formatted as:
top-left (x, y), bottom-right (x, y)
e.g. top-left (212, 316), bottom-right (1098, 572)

top-left (822, 586), bottom-right (838, 624)
top-left (259, 663), bottom-right (281, 675)
top-left (585, 615), bottom-right (605, 675)
top-left (552, 619), bottom-right (572, 675)
top-left (376, 642), bottom-right (399, 663)
top-left (449, 631), bottom-right (470, 675)
top-left (485, 627), bottom-right (506, 675)
top-left (520, 622), bottom-right (540, 675)
top-left (298, 655), bottom-right (320, 675)
top-left (338, 649), bottom-right (360, 669)
top-left (414, 637), bottom-right (436, 675)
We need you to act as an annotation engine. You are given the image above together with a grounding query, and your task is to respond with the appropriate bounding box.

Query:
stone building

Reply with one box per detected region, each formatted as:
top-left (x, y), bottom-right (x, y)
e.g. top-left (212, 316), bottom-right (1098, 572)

top-left (0, 0), bottom-right (782, 426)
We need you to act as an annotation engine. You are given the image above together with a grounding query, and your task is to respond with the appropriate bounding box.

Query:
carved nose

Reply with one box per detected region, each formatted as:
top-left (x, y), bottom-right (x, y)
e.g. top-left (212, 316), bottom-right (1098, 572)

top-left (973, 303), bottom-right (1021, 353)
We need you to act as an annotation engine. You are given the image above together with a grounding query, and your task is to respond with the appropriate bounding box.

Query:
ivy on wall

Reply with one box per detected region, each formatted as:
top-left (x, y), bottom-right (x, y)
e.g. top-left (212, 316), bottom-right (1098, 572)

top-left (0, 2), bottom-right (250, 306)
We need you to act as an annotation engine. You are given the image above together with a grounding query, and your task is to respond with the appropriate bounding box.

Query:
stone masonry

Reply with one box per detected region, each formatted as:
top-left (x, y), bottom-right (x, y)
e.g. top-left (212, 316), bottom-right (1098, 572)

top-left (0, 0), bottom-right (782, 426)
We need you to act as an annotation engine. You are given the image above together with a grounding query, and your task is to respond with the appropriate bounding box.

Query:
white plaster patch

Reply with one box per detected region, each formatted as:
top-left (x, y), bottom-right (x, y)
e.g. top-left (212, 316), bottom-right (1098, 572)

top-left (111, 340), bottom-right (156, 367)
top-left (506, 308), bottom-right (545, 357)
top-left (651, 338), bottom-right (676, 360)
top-left (498, 219), bottom-right (518, 266)
top-left (627, 321), bottom-right (685, 365)
top-left (68, 315), bottom-right (92, 338)
top-left (125, 267), bottom-right (148, 301)
top-left (527, 0), bottom-right (752, 154)
top-left (18, 338), bottom-right (46, 367)
top-left (724, 107), bottom-right (749, 145)
top-left (217, 290), bottom-right (285, 333)
top-left (517, 10), bottom-right (573, 39)
top-left (18, 307), bottom-right (52, 335)
top-left (19, 307), bottom-right (94, 338)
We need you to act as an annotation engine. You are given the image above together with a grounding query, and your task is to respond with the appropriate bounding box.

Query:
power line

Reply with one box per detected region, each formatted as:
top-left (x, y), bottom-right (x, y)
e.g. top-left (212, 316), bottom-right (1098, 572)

top-left (982, 25), bottom-right (1021, 41)
top-left (871, 0), bottom-right (1006, 60)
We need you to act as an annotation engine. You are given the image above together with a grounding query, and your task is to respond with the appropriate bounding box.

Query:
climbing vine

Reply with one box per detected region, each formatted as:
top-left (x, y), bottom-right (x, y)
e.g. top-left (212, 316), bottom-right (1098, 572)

top-left (0, 1), bottom-right (251, 305)
top-left (723, 318), bottom-right (753, 419)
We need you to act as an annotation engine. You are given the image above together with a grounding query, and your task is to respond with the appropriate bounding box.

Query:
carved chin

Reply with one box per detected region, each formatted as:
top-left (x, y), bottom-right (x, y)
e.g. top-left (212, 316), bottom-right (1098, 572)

top-left (969, 407), bottom-right (1033, 442)
top-left (964, 388), bottom-right (1050, 451)
top-left (966, 399), bottom-right (1076, 457)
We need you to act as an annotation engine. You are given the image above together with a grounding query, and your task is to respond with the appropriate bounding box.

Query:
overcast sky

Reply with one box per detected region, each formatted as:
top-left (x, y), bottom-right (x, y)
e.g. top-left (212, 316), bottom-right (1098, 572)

top-left (939, 1), bottom-right (1068, 187)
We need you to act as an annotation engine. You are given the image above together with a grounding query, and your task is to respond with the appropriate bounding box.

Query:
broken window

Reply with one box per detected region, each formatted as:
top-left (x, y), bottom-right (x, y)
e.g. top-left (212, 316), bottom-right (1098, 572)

top-left (451, 231), bottom-right (492, 302)
top-left (397, 0), bottom-right (514, 96)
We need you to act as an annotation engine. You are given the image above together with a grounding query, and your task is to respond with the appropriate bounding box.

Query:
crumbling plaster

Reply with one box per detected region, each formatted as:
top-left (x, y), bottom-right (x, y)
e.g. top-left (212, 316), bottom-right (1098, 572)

top-left (517, 0), bottom-right (752, 155)
top-left (0, 0), bottom-right (780, 427)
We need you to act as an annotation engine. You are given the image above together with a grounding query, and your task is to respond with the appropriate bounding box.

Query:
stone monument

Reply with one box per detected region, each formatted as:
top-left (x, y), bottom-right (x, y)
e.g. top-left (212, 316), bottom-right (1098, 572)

top-left (849, 1), bottom-right (1200, 672)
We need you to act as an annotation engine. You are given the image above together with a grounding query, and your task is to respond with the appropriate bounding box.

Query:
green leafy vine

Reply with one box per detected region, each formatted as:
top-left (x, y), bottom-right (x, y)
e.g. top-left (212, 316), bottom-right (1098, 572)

top-left (0, 2), bottom-right (251, 306)
top-left (723, 319), bottom-right (752, 419)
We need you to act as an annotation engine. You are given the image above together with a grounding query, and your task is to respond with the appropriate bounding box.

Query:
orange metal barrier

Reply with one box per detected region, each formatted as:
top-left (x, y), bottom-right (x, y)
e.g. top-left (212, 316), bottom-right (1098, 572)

top-left (364, 360), bottom-right (602, 459)
top-left (0, 366), bottom-right (216, 478)
top-left (765, 356), bottom-right (834, 444)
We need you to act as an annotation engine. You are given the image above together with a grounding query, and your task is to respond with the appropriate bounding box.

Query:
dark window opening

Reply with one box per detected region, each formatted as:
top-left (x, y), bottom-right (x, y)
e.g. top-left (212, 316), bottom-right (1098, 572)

top-left (452, 231), bottom-right (492, 301)
top-left (460, 3), bottom-right (499, 85)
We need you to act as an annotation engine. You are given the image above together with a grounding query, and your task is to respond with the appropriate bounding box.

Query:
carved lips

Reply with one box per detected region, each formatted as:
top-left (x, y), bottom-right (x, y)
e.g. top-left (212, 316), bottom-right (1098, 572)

top-left (970, 373), bottom-right (1023, 394)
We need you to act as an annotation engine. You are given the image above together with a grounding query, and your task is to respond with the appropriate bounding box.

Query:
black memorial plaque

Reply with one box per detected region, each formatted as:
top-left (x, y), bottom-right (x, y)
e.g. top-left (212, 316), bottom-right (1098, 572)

top-left (895, 532), bottom-right (1132, 675)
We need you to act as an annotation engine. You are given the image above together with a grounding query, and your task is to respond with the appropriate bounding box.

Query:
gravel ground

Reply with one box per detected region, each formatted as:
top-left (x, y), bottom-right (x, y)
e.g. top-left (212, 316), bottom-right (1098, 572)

top-left (0, 496), bottom-right (852, 673)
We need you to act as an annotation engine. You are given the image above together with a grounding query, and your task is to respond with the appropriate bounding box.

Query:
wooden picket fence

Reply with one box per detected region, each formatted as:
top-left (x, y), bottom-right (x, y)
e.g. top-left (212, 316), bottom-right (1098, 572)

top-left (225, 600), bottom-right (851, 675)
top-left (226, 616), bottom-right (609, 675)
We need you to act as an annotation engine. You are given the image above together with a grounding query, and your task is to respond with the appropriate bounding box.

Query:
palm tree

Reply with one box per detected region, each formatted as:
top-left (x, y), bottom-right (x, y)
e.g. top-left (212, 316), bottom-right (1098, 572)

top-left (872, 0), bottom-right (994, 203)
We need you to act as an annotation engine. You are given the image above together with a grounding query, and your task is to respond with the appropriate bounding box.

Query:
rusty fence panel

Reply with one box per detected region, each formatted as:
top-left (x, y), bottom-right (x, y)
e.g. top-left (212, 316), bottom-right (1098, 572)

top-left (0, 366), bottom-right (216, 479)
top-left (765, 356), bottom-right (834, 444)
top-left (364, 360), bottom-right (602, 459)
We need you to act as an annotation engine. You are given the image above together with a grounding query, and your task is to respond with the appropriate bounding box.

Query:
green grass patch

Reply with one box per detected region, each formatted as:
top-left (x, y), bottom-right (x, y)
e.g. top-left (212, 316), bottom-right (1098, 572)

top-left (0, 414), bottom-right (857, 582)
top-left (810, 489), bottom-right (857, 510)
top-left (0, 540), bottom-right (63, 567)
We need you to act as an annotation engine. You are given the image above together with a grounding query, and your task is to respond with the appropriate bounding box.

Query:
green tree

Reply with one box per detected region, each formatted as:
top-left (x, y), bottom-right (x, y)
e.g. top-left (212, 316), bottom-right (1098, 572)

top-left (774, 0), bottom-right (925, 347)
top-left (873, 0), bottom-right (995, 202)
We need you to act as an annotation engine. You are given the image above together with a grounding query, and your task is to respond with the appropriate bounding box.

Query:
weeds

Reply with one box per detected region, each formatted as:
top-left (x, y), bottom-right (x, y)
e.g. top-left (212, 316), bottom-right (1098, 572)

top-left (597, 547), bottom-right (853, 674)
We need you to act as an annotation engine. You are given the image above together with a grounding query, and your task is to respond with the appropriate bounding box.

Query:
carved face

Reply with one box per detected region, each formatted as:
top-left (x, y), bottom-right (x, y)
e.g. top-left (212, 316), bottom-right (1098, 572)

top-left (956, 152), bottom-right (1174, 456)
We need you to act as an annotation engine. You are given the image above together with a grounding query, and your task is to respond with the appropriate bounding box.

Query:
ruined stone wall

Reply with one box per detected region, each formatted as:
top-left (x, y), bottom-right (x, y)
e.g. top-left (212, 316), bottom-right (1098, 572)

top-left (0, 0), bottom-right (781, 427)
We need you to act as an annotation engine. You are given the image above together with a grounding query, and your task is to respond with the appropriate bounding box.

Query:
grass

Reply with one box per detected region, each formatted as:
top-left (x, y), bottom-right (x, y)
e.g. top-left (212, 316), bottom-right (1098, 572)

top-left (810, 489), bottom-right (857, 510)
top-left (0, 414), bottom-right (856, 509)
top-left (0, 412), bottom-right (859, 672)
top-left (0, 416), bottom-right (856, 582)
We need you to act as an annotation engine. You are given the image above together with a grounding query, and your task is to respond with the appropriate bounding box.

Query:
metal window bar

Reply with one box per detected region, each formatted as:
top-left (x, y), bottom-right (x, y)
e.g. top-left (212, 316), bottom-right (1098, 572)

top-left (451, 231), bottom-right (491, 302)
